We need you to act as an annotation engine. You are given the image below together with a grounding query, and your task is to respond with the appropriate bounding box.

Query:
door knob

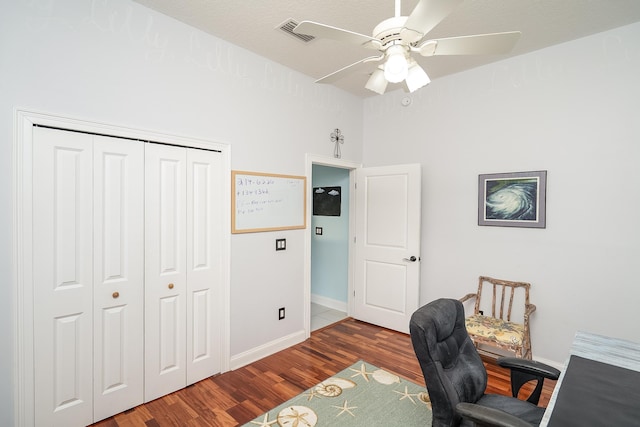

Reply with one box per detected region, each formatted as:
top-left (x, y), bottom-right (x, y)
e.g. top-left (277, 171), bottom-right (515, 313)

top-left (403, 256), bottom-right (418, 262)
top-left (168, 283), bottom-right (174, 289)
top-left (112, 291), bottom-right (120, 299)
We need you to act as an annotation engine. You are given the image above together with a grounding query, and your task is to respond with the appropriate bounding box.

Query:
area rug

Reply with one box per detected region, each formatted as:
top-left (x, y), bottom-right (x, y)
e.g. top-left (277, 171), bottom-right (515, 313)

top-left (243, 361), bottom-right (432, 426)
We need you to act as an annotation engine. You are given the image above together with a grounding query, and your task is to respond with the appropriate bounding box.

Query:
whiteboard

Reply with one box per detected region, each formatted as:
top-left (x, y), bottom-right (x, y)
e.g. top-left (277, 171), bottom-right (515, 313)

top-left (232, 170), bottom-right (307, 233)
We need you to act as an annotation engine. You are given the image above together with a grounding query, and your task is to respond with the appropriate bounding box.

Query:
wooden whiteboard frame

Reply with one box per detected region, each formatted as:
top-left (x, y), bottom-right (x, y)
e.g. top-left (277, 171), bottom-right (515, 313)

top-left (232, 170), bottom-right (307, 233)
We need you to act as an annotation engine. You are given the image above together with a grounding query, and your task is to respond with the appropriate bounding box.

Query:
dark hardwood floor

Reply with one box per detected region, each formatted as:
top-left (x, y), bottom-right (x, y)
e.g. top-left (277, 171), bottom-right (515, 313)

top-left (92, 318), bottom-right (555, 426)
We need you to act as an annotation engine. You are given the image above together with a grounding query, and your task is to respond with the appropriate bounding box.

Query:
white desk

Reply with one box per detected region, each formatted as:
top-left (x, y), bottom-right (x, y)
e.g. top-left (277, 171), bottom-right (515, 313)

top-left (540, 331), bottom-right (640, 426)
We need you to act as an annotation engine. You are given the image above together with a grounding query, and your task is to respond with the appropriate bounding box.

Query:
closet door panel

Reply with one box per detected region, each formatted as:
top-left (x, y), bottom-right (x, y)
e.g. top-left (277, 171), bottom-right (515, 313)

top-left (33, 127), bottom-right (94, 427)
top-left (145, 143), bottom-right (187, 402)
top-left (93, 136), bottom-right (144, 421)
top-left (186, 149), bottom-right (223, 384)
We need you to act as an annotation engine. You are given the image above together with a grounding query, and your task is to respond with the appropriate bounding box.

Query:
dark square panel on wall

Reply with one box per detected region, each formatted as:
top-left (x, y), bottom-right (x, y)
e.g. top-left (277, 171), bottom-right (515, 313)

top-left (313, 186), bottom-right (341, 216)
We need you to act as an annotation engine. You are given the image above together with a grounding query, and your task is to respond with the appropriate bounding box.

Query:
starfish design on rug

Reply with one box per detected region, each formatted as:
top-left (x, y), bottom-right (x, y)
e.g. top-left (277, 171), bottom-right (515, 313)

top-left (303, 388), bottom-right (321, 401)
top-left (349, 363), bottom-right (373, 382)
top-left (249, 413), bottom-right (278, 426)
top-left (393, 386), bottom-right (419, 404)
top-left (332, 400), bottom-right (357, 417)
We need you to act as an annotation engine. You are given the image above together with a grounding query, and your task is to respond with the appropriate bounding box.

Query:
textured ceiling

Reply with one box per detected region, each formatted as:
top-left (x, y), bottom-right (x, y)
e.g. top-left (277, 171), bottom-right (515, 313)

top-left (133, 0), bottom-right (640, 97)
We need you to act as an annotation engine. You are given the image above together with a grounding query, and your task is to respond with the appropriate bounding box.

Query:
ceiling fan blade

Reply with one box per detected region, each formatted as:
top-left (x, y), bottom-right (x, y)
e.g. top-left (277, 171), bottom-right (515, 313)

top-left (294, 21), bottom-right (381, 49)
top-left (316, 55), bottom-right (384, 84)
top-left (421, 31), bottom-right (522, 56)
top-left (402, 0), bottom-right (464, 43)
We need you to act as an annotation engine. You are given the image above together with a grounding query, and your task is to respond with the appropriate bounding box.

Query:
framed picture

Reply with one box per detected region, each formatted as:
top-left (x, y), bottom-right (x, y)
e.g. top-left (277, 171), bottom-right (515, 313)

top-left (478, 170), bottom-right (547, 228)
top-left (313, 186), bottom-right (341, 216)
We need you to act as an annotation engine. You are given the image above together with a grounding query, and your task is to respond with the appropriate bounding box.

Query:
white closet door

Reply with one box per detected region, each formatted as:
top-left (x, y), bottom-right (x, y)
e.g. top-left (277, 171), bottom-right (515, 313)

top-left (93, 136), bottom-right (144, 421)
top-left (186, 149), bottom-right (223, 385)
top-left (144, 143), bottom-right (188, 402)
top-left (33, 127), bottom-right (94, 426)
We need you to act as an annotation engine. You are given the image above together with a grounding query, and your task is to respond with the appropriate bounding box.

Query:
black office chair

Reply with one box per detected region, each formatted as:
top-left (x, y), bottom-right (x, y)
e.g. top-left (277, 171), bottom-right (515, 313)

top-left (409, 298), bottom-right (560, 427)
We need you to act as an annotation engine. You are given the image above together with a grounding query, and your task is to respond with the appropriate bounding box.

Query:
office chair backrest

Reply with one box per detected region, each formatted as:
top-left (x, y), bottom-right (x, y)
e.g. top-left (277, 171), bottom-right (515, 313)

top-left (410, 298), bottom-right (488, 427)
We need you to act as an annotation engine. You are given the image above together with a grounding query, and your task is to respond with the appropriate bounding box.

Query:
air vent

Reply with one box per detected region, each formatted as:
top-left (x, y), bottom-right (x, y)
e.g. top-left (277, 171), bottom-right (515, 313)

top-left (278, 19), bottom-right (315, 43)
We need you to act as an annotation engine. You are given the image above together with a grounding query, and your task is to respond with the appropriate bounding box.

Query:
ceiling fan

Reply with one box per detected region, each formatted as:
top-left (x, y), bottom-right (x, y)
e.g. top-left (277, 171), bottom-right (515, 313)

top-left (293, 0), bottom-right (521, 94)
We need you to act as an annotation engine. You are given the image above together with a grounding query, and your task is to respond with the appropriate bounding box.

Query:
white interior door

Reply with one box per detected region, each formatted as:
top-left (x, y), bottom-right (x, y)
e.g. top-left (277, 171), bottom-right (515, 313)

top-left (33, 127), bottom-right (94, 426)
top-left (20, 113), bottom-right (229, 424)
top-left (33, 128), bottom-right (146, 425)
top-left (145, 144), bottom-right (223, 398)
top-left (92, 136), bottom-right (144, 421)
top-left (145, 143), bottom-right (188, 402)
top-left (353, 164), bottom-right (422, 333)
top-left (186, 149), bottom-right (223, 385)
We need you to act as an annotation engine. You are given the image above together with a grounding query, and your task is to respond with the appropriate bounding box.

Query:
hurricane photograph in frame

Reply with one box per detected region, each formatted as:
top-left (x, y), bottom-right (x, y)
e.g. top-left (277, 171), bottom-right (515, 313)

top-left (478, 170), bottom-right (547, 228)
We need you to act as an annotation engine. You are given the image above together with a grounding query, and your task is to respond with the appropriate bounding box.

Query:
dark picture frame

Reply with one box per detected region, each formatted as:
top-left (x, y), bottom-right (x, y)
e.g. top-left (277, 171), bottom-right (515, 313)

top-left (478, 170), bottom-right (547, 228)
top-left (313, 186), bottom-right (341, 216)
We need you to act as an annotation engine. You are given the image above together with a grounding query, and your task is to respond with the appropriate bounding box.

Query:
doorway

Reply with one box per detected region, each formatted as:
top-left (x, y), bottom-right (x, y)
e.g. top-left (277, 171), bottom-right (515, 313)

top-left (304, 155), bottom-right (361, 335)
top-left (304, 157), bottom-right (422, 335)
top-left (310, 164), bottom-right (349, 330)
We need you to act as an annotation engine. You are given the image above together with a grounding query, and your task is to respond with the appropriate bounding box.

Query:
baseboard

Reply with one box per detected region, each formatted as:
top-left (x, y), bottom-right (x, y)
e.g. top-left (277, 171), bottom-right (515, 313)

top-left (531, 356), bottom-right (564, 371)
top-left (311, 293), bottom-right (348, 312)
top-left (229, 329), bottom-right (306, 370)
top-left (480, 350), bottom-right (563, 371)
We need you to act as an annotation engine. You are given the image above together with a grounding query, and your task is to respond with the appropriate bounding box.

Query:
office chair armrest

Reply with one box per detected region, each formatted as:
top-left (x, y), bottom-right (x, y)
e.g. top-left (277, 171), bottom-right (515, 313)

top-left (459, 293), bottom-right (477, 303)
top-left (498, 357), bottom-right (561, 405)
top-left (456, 403), bottom-right (534, 427)
top-left (497, 357), bottom-right (561, 380)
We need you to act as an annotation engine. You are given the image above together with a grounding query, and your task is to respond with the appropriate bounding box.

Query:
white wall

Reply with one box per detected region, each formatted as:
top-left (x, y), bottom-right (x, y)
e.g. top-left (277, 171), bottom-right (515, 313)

top-left (363, 23), bottom-right (640, 364)
top-left (0, 1), bottom-right (363, 425)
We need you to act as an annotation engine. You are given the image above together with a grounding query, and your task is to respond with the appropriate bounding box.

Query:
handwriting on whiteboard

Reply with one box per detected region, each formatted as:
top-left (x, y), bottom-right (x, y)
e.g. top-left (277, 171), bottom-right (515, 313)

top-left (232, 171), bottom-right (306, 233)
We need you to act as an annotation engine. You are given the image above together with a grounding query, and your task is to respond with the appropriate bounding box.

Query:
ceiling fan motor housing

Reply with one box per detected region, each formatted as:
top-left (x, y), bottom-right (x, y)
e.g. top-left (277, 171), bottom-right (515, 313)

top-left (373, 16), bottom-right (410, 49)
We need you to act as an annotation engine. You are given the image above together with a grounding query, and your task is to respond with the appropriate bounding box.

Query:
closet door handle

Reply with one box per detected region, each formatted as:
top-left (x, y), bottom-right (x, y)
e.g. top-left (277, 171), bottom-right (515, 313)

top-left (168, 283), bottom-right (174, 289)
top-left (112, 291), bottom-right (120, 299)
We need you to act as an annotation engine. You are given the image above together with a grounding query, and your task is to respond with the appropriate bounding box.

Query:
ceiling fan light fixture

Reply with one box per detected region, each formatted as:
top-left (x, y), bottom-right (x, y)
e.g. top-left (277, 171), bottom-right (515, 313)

top-left (405, 63), bottom-right (430, 93)
top-left (296, 1), bottom-right (522, 96)
top-left (383, 44), bottom-right (408, 83)
top-left (365, 68), bottom-right (388, 94)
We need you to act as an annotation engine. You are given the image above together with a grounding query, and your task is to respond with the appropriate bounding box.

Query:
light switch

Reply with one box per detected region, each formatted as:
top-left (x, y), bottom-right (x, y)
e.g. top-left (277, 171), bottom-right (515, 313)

top-left (315, 227), bottom-right (323, 235)
top-left (276, 238), bottom-right (286, 251)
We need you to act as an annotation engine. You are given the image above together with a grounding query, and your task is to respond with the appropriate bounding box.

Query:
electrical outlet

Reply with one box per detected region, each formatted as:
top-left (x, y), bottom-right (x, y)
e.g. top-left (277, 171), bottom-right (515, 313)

top-left (276, 238), bottom-right (286, 251)
top-left (278, 307), bottom-right (285, 320)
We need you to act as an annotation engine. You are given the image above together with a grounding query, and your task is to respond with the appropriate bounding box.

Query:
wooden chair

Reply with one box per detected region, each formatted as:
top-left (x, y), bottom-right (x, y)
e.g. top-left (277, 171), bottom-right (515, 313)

top-left (460, 276), bottom-right (535, 360)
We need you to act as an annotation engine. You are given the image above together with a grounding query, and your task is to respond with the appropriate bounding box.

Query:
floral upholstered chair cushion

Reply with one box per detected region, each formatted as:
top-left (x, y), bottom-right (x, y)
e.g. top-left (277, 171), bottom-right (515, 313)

top-left (465, 314), bottom-right (525, 346)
